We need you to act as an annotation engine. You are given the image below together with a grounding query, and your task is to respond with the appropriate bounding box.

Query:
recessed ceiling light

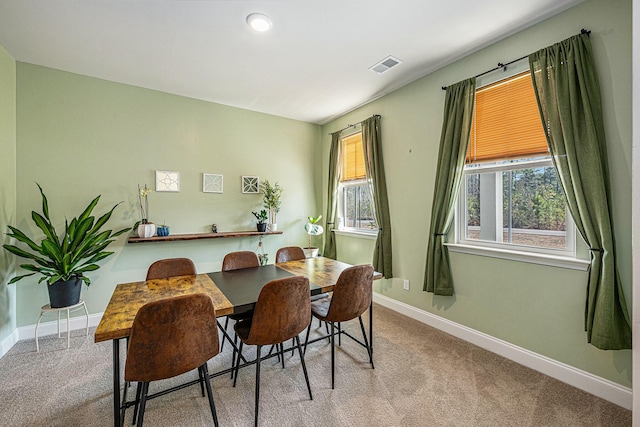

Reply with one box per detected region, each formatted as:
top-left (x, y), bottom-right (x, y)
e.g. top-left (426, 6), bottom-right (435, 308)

top-left (247, 13), bottom-right (272, 32)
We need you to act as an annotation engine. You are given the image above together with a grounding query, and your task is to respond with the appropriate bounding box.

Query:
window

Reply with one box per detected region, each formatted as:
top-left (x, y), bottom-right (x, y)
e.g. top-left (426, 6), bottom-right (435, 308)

top-left (456, 69), bottom-right (575, 257)
top-left (338, 130), bottom-right (378, 234)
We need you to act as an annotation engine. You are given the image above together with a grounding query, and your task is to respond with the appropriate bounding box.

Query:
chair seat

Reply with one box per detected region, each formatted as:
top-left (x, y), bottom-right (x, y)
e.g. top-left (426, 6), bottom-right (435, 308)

top-left (234, 318), bottom-right (252, 341)
top-left (310, 296), bottom-right (331, 320)
top-left (310, 292), bottom-right (329, 302)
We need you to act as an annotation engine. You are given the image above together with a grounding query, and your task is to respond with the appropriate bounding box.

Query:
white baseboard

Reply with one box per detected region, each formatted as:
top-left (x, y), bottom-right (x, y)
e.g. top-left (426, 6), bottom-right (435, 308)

top-left (0, 328), bottom-right (19, 358)
top-left (16, 312), bottom-right (103, 342)
top-left (372, 293), bottom-right (632, 410)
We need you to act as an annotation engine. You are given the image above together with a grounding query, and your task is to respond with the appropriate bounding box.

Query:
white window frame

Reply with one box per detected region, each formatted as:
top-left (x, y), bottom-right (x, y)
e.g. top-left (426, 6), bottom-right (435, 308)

top-left (337, 178), bottom-right (378, 236)
top-left (455, 158), bottom-right (576, 258)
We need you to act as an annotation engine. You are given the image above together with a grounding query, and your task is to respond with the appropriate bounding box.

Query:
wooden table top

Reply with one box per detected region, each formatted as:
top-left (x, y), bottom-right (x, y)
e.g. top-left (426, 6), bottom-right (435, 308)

top-left (276, 257), bottom-right (383, 292)
top-left (94, 274), bottom-right (233, 342)
top-left (94, 257), bottom-right (381, 343)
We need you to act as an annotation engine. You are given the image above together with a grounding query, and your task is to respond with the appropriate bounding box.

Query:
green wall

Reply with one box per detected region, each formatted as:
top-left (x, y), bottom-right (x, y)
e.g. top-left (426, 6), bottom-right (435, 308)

top-left (0, 45), bottom-right (16, 345)
top-left (14, 64), bottom-right (321, 326)
top-left (322, 0), bottom-right (632, 387)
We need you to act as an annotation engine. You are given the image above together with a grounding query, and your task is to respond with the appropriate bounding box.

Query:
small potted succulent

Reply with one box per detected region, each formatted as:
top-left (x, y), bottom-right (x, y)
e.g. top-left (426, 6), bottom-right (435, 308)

top-left (156, 223), bottom-right (170, 237)
top-left (3, 184), bottom-right (129, 308)
top-left (252, 210), bottom-right (268, 232)
top-left (304, 215), bottom-right (324, 258)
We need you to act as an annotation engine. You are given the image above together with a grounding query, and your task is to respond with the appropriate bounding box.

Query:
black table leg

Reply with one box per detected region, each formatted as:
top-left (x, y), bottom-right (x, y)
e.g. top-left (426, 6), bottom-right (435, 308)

top-left (113, 339), bottom-right (122, 427)
top-left (369, 301), bottom-right (373, 359)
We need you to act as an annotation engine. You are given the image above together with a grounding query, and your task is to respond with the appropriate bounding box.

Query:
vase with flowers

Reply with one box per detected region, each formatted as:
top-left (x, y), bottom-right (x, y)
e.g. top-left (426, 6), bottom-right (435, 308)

top-left (137, 184), bottom-right (156, 238)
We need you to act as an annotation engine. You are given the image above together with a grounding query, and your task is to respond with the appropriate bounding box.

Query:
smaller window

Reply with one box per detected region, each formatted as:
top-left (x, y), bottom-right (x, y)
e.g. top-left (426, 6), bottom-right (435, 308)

top-left (337, 131), bottom-right (378, 234)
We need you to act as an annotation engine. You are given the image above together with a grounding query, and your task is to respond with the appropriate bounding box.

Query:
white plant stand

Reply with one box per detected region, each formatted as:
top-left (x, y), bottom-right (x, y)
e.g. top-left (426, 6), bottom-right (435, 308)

top-left (35, 299), bottom-right (89, 351)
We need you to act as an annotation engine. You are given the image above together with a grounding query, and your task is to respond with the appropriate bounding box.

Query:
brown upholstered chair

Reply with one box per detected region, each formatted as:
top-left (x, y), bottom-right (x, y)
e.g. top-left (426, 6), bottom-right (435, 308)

top-left (275, 246), bottom-right (329, 332)
top-left (146, 257), bottom-right (196, 280)
top-left (222, 250), bottom-right (260, 271)
top-left (219, 251), bottom-right (260, 362)
top-left (303, 264), bottom-right (374, 389)
top-left (124, 293), bottom-right (220, 427)
top-left (232, 276), bottom-right (313, 426)
top-left (275, 246), bottom-right (306, 263)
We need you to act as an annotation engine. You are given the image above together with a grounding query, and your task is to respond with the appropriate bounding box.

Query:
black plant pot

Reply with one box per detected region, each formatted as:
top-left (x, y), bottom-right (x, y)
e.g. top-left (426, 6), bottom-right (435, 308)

top-left (48, 278), bottom-right (82, 308)
top-left (256, 223), bottom-right (267, 232)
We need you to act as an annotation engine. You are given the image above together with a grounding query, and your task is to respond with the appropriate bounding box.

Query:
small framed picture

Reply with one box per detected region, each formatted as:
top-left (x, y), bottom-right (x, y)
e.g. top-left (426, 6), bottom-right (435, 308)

top-left (156, 171), bottom-right (180, 192)
top-left (203, 173), bottom-right (223, 193)
top-left (242, 176), bottom-right (259, 194)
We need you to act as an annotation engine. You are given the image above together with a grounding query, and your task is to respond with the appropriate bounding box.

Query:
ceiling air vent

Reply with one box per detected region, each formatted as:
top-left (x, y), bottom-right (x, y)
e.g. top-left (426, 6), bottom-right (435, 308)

top-left (369, 56), bottom-right (403, 74)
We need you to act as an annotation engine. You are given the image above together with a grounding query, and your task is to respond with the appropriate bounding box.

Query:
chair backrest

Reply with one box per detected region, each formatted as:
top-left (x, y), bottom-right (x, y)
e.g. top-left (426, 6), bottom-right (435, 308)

top-left (222, 251), bottom-right (260, 272)
top-left (275, 246), bottom-right (306, 263)
top-left (146, 257), bottom-right (196, 280)
top-left (125, 293), bottom-right (219, 383)
top-left (245, 276), bottom-right (310, 346)
top-left (325, 265), bottom-right (374, 323)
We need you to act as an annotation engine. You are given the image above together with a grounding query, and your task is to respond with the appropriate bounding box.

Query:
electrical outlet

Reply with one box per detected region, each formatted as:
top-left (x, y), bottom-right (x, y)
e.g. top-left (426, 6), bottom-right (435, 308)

top-left (403, 279), bottom-right (410, 291)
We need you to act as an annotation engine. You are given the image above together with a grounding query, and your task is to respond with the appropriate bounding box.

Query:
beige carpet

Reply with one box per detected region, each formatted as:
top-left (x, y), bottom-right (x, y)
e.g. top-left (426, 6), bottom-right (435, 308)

top-left (0, 304), bottom-right (631, 426)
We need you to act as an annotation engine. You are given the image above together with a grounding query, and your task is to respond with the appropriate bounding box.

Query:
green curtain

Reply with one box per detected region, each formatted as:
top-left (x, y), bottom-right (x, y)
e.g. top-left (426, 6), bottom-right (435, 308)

top-left (362, 115), bottom-right (393, 278)
top-left (323, 131), bottom-right (341, 259)
top-left (529, 34), bottom-right (631, 350)
top-left (424, 79), bottom-right (476, 295)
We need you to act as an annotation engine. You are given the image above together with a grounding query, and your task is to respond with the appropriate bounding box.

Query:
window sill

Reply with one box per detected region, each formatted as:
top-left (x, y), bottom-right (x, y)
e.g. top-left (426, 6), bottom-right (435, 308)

top-left (333, 229), bottom-right (378, 240)
top-left (445, 243), bottom-right (590, 271)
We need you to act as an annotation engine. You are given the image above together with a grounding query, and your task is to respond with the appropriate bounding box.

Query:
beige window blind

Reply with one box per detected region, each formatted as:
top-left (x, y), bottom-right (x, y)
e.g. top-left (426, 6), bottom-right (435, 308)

top-left (341, 132), bottom-right (366, 181)
top-left (467, 71), bottom-right (549, 163)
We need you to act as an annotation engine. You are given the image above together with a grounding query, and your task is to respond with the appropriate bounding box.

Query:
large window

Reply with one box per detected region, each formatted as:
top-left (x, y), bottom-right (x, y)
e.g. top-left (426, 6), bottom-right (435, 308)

top-left (456, 69), bottom-right (574, 256)
top-left (338, 131), bottom-right (378, 233)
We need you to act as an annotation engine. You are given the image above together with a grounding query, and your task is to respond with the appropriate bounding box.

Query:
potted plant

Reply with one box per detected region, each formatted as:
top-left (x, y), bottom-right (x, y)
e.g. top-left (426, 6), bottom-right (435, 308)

top-left (3, 184), bottom-right (130, 308)
top-left (156, 223), bottom-right (170, 237)
top-left (304, 215), bottom-right (324, 258)
top-left (260, 180), bottom-right (283, 231)
top-left (252, 210), bottom-right (269, 232)
top-left (137, 184), bottom-right (155, 238)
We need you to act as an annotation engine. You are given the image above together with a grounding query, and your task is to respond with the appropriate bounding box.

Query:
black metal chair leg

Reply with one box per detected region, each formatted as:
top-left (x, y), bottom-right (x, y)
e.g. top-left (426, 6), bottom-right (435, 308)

top-left (132, 382), bottom-right (142, 425)
top-left (254, 345), bottom-right (262, 427)
top-left (198, 366), bottom-right (205, 396)
top-left (330, 322), bottom-right (336, 389)
top-left (136, 382), bottom-right (149, 427)
top-left (295, 336), bottom-right (313, 400)
top-left (220, 317), bottom-right (230, 351)
top-left (358, 315), bottom-right (374, 368)
top-left (201, 363), bottom-right (219, 427)
top-left (233, 341), bottom-right (244, 387)
top-left (303, 321), bottom-right (312, 356)
top-left (231, 333), bottom-right (239, 379)
top-left (338, 322), bottom-right (342, 346)
top-left (276, 343), bottom-right (282, 368)
top-left (230, 334), bottom-right (237, 379)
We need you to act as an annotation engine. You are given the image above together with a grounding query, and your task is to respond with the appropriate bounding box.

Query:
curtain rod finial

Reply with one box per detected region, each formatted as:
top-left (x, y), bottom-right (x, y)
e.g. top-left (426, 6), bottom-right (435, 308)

top-left (581, 28), bottom-right (591, 35)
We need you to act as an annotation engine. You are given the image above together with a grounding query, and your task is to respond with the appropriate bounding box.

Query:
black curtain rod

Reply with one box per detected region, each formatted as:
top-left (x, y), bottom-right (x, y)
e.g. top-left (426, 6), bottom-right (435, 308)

top-left (441, 29), bottom-right (591, 91)
top-left (328, 114), bottom-right (381, 135)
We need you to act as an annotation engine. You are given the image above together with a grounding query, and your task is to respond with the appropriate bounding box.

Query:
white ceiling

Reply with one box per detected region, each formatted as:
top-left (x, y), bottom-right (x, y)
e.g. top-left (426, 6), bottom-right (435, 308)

top-left (0, 0), bottom-right (583, 125)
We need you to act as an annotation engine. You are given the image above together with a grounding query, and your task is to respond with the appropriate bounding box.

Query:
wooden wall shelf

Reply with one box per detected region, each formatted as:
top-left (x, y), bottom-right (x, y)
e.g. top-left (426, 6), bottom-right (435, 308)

top-left (127, 230), bottom-right (283, 244)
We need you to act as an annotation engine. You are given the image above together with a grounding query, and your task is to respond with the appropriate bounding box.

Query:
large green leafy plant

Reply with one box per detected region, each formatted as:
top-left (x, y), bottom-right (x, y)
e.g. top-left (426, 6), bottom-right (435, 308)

top-left (3, 184), bottom-right (129, 286)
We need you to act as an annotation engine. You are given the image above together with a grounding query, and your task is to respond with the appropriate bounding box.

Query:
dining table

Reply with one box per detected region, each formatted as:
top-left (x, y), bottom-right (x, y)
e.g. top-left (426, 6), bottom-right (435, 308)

top-left (94, 256), bottom-right (382, 427)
